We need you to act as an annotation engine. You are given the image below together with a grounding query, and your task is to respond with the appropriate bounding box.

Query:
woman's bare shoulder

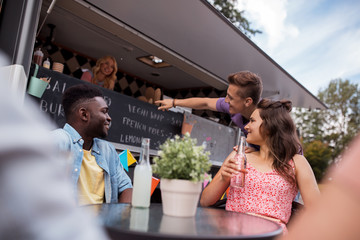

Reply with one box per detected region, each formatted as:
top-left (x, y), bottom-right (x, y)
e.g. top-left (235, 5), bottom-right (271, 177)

top-left (293, 154), bottom-right (306, 160)
top-left (293, 154), bottom-right (312, 173)
top-left (293, 154), bottom-right (308, 164)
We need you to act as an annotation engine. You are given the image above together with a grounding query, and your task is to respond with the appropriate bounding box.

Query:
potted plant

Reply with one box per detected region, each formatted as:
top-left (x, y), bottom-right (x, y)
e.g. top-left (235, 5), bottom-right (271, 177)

top-left (153, 133), bottom-right (211, 217)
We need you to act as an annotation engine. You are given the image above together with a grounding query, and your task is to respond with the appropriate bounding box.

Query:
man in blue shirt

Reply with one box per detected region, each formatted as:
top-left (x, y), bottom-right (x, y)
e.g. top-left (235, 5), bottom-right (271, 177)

top-left (52, 84), bottom-right (132, 204)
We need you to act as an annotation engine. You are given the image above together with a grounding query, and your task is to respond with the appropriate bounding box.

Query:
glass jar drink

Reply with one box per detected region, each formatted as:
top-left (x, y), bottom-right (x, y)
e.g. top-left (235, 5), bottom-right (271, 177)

top-left (33, 48), bottom-right (43, 65)
top-left (230, 136), bottom-right (247, 188)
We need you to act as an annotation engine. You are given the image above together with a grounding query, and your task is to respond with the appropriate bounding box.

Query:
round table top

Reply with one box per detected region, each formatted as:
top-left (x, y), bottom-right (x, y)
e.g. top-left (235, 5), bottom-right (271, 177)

top-left (86, 203), bottom-right (282, 240)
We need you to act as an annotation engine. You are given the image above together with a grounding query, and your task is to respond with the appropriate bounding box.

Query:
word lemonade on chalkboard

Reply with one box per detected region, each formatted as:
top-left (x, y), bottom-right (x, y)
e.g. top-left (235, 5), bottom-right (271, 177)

top-left (33, 65), bottom-right (183, 150)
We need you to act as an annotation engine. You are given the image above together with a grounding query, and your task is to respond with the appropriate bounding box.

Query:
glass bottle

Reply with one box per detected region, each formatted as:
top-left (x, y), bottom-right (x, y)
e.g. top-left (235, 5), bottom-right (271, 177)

top-left (33, 48), bottom-right (43, 65)
top-left (131, 138), bottom-right (152, 208)
top-left (43, 58), bottom-right (50, 69)
top-left (230, 136), bottom-right (247, 188)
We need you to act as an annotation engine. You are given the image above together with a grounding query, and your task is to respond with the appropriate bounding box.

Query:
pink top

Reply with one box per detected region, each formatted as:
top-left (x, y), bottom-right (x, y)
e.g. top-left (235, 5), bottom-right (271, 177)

top-left (226, 161), bottom-right (298, 225)
top-left (80, 71), bottom-right (105, 87)
top-left (80, 70), bottom-right (93, 83)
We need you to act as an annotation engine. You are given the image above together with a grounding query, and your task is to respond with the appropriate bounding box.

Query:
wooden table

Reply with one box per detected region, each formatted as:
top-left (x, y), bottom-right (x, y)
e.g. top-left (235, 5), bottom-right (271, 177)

top-left (86, 203), bottom-right (282, 240)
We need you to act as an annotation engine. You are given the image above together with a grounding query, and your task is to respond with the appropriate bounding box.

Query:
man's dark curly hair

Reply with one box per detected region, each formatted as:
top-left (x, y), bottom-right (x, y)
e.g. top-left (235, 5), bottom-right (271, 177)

top-left (62, 84), bottom-right (103, 120)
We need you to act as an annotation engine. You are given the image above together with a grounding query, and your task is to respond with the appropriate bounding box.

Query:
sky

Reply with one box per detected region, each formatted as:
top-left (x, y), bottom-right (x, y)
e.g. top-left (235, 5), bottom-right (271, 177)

top-left (236, 0), bottom-right (360, 96)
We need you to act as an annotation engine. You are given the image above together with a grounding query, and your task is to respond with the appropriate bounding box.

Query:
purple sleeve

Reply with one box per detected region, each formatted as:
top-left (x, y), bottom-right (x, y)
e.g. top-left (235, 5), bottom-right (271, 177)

top-left (216, 98), bottom-right (246, 130)
top-left (216, 98), bottom-right (230, 114)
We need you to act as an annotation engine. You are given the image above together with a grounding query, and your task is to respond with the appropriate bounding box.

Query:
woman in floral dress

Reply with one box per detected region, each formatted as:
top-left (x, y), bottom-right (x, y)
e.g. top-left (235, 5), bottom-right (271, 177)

top-left (200, 99), bottom-right (320, 233)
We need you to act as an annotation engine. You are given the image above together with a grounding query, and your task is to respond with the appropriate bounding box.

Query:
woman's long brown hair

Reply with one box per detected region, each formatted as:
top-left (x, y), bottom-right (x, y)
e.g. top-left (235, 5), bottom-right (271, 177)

top-left (257, 99), bottom-right (301, 187)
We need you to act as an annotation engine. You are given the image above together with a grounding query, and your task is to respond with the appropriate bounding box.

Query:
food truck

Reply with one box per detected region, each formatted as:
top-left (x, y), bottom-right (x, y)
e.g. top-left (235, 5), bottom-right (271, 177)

top-left (0, 0), bottom-right (326, 165)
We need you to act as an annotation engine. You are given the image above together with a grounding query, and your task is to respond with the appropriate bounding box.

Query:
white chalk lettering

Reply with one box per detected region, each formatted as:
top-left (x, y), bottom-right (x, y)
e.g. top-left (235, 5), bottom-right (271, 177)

top-left (150, 111), bottom-right (165, 122)
top-left (128, 104), bottom-right (149, 118)
top-left (40, 100), bottom-right (64, 117)
top-left (122, 117), bottom-right (147, 131)
top-left (52, 81), bottom-right (60, 92)
top-left (62, 82), bottom-right (67, 93)
top-left (120, 134), bottom-right (142, 145)
top-left (148, 126), bottom-right (165, 137)
top-left (47, 80), bottom-right (67, 93)
top-left (171, 117), bottom-right (182, 127)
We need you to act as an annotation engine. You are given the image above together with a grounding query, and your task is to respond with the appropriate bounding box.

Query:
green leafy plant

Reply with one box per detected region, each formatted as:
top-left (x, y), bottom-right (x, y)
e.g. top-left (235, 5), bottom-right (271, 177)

top-left (153, 133), bottom-right (212, 182)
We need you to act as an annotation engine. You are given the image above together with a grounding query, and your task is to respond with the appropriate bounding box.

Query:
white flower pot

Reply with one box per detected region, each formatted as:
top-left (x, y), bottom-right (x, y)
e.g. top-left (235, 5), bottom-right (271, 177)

top-left (160, 179), bottom-right (202, 217)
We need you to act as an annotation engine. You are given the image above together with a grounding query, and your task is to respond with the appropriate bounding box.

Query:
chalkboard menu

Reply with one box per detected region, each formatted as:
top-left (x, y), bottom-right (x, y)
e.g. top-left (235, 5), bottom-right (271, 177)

top-left (32, 66), bottom-right (183, 150)
top-left (189, 114), bottom-right (238, 165)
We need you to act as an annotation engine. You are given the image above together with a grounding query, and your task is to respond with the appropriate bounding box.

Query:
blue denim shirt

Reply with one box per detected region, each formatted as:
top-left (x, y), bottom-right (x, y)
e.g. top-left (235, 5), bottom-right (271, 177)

top-left (52, 123), bottom-right (132, 203)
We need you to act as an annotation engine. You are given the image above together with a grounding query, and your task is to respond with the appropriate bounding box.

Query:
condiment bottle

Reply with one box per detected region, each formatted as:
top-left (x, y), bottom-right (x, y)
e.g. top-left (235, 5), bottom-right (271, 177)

top-left (43, 58), bottom-right (50, 69)
top-left (131, 138), bottom-right (152, 208)
top-left (230, 136), bottom-right (247, 188)
top-left (33, 48), bottom-right (43, 65)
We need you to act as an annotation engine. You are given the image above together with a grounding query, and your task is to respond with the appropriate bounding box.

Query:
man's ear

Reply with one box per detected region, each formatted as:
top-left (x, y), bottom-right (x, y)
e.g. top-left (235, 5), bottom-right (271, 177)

top-left (245, 97), bottom-right (253, 107)
top-left (79, 107), bottom-right (89, 122)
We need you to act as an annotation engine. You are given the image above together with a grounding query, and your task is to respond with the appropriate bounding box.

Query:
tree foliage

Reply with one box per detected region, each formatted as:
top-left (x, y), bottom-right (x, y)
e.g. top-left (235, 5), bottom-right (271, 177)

top-left (303, 140), bottom-right (332, 181)
top-left (293, 107), bottom-right (325, 143)
top-left (318, 79), bottom-right (360, 157)
top-left (294, 79), bottom-right (360, 181)
top-left (210, 0), bottom-right (262, 38)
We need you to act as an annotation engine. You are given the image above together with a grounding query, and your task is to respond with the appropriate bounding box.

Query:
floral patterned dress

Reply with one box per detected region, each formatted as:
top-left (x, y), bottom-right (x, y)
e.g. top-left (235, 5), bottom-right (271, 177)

top-left (226, 161), bottom-right (298, 232)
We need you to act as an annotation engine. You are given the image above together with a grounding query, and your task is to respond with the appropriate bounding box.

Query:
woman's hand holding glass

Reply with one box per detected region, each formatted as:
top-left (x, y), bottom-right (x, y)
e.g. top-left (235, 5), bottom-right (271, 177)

top-left (219, 151), bottom-right (247, 183)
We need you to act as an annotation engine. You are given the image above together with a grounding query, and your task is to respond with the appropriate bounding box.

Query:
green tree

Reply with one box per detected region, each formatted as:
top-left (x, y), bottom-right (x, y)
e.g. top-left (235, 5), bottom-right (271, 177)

top-left (318, 79), bottom-right (360, 158)
top-left (293, 107), bottom-right (325, 143)
top-left (210, 0), bottom-right (262, 37)
top-left (303, 140), bottom-right (332, 182)
top-left (294, 79), bottom-right (359, 179)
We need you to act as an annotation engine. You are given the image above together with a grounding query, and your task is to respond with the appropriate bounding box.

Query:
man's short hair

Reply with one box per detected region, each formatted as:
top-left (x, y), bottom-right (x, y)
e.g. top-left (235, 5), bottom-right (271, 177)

top-left (228, 71), bottom-right (263, 104)
top-left (62, 84), bottom-right (103, 120)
